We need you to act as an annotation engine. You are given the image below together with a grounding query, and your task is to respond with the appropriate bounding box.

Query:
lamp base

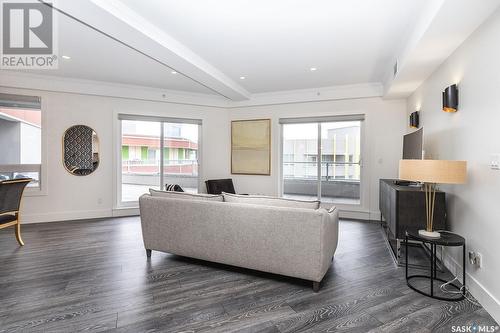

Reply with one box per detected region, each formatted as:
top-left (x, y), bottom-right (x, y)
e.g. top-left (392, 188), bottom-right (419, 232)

top-left (418, 229), bottom-right (441, 239)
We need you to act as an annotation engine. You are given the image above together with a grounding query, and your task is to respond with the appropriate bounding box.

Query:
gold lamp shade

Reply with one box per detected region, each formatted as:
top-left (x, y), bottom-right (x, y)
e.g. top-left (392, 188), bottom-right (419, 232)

top-left (399, 159), bottom-right (467, 184)
top-left (398, 159), bottom-right (467, 238)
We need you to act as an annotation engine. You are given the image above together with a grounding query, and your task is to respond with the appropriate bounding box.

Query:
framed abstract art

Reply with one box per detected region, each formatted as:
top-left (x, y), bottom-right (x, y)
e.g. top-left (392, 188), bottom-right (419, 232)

top-left (231, 119), bottom-right (271, 175)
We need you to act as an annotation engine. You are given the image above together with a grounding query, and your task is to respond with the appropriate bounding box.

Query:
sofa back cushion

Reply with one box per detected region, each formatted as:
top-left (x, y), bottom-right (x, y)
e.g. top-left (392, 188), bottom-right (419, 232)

top-left (149, 189), bottom-right (223, 202)
top-left (222, 192), bottom-right (320, 209)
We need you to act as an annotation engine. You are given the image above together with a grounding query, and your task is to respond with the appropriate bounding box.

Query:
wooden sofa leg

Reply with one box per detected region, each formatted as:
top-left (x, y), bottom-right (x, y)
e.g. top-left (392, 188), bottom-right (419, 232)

top-left (15, 221), bottom-right (24, 246)
top-left (313, 281), bottom-right (320, 292)
top-left (146, 249), bottom-right (152, 258)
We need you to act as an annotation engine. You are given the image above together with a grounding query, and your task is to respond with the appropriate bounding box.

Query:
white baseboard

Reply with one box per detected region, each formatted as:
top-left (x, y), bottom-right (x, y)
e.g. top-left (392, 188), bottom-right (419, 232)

top-left (338, 210), bottom-right (381, 221)
top-left (22, 207), bottom-right (378, 223)
top-left (21, 209), bottom-right (113, 224)
top-left (22, 207), bottom-right (374, 224)
top-left (112, 207), bottom-right (140, 217)
top-left (442, 252), bottom-right (500, 324)
top-left (339, 210), bottom-right (370, 220)
top-left (21, 207), bottom-right (140, 224)
top-left (369, 210), bottom-right (381, 221)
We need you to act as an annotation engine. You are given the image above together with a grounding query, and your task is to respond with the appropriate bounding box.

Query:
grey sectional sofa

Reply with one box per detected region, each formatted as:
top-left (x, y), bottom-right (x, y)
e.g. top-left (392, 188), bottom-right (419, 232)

top-left (139, 191), bottom-right (339, 291)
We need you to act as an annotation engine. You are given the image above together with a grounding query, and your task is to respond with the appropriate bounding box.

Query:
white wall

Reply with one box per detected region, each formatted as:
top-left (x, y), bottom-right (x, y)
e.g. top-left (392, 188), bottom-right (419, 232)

top-left (230, 97), bottom-right (407, 219)
top-left (407, 8), bottom-right (500, 322)
top-left (0, 86), bottom-right (230, 223)
top-left (0, 82), bottom-right (407, 223)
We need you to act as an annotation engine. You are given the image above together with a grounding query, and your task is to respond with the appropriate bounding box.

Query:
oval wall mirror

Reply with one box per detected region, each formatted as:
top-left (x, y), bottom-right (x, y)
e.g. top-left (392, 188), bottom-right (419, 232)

top-left (63, 125), bottom-right (99, 176)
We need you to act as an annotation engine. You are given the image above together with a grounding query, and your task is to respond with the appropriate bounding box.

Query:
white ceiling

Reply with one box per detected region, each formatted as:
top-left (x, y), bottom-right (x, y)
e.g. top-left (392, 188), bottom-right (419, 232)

top-left (12, 8), bottom-right (215, 94)
top-left (5, 0), bottom-right (500, 102)
top-left (117, 0), bottom-right (427, 93)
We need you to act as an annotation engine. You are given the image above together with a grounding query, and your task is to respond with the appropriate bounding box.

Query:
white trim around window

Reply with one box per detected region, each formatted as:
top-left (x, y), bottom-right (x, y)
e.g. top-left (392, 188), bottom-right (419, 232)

top-left (0, 93), bottom-right (47, 196)
top-left (113, 112), bottom-right (203, 209)
top-left (279, 115), bottom-right (366, 209)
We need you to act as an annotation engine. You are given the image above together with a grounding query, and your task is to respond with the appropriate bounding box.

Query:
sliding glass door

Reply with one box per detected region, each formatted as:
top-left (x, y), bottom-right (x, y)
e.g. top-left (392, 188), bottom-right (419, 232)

top-left (282, 118), bottom-right (362, 205)
top-left (320, 122), bottom-right (361, 204)
top-left (119, 115), bottom-right (201, 204)
top-left (163, 122), bottom-right (199, 194)
top-left (121, 120), bottom-right (161, 203)
top-left (282, 123), bottom-right (319, 200)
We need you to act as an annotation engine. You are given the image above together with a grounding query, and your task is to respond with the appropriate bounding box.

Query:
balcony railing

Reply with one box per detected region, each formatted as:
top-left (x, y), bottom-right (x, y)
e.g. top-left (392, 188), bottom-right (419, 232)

top-left (283, 161), bottom-right (361, 201)
top-left (124, 159), bottom-right (197, 166)
top-left (122, 159), bottom-right (198, 176)
top-left (283, 161), bottom-right (360, 181)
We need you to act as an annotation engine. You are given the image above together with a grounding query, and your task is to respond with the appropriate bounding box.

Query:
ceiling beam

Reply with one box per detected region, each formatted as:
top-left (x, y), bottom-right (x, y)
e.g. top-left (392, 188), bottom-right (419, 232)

top-left (40, 0), bottom-right (251, 101)
top-left (384, 0), bottom-right (500, 98)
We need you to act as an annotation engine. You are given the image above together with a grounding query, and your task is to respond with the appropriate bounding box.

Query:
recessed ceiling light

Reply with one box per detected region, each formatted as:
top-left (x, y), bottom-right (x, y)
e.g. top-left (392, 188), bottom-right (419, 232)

top-left (62, 55), bottom-right (71, 60)
top-left (240, 76), bottom-right (246, 80)
top-left (310, 67), bottom-right (317, 71)
top-left (171, 70), bottom-right (177, 74)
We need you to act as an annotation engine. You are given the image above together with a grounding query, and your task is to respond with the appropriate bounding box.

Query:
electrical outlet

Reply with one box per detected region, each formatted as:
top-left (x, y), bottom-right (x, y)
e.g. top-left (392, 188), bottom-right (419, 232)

top-left (97, 197), bottom-right (103, 205)
top-left (468, 251), bottom-right (475, 264)
top-left (491, 154), bottom-right (500, 170)
top-left (476, 253), bottom-right (483, 268)
top-left (468, 251), bottom-right (482, 268)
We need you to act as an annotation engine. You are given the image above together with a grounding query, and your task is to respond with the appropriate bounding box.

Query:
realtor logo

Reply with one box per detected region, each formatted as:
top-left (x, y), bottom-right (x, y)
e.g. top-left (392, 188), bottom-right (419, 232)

top-left (1, 0), bottom-right (58, 69)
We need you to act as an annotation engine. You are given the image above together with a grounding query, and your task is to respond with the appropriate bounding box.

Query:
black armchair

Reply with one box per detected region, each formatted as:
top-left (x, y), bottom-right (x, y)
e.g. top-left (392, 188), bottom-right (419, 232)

top-left (205, 179), bottom-right (236, 195)
top-left (0, 178), bottom-right (31, 246)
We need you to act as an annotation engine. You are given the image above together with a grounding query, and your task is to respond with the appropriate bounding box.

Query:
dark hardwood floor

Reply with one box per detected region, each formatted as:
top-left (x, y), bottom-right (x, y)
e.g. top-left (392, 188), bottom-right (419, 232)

top-left (0, 217), bottom-right (497, 332)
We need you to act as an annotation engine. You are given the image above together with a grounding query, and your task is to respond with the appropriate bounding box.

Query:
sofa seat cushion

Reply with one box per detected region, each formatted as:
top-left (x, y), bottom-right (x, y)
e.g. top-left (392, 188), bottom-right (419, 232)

top-left (0, 214), bottom-right (17, 225)
top-left (149, 189), bottom-right (223, 202)
top-left (222, 192), bottom-right (320, 209)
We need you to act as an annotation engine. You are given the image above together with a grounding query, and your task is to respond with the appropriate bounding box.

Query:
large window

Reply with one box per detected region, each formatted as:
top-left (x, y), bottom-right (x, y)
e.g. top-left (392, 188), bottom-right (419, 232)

top-left (0, 93), bottom-right (42, 188)
top-left (119, 115), bottom-right (200, 204)
top-left (281, 116), bottom-right (363, 205)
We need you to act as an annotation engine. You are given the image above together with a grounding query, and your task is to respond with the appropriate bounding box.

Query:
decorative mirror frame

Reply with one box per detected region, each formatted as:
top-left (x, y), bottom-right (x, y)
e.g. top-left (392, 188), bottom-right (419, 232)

top-left (62, 125), bottom-right (100, 176)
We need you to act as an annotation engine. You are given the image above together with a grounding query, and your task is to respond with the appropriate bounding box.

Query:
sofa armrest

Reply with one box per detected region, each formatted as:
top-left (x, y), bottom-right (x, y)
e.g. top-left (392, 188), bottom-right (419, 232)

top-left (328, 207), bottom-right (339, 249)
top-left (317, 206), bottom-right (339, 281)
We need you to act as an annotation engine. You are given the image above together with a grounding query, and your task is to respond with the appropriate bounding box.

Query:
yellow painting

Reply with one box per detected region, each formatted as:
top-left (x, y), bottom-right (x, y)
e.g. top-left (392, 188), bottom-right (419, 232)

top-left (231, 119), bottom-right (271, 175)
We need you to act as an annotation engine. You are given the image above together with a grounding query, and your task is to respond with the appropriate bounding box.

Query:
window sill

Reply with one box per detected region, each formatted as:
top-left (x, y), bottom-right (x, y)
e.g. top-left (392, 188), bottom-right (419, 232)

top-left (24, 187), bottom-right (48, 197)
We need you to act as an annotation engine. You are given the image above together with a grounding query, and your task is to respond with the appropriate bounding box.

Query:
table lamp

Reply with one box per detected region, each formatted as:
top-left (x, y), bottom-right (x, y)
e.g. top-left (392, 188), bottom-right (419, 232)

top-left (399, 159), bottom-right (467, 238)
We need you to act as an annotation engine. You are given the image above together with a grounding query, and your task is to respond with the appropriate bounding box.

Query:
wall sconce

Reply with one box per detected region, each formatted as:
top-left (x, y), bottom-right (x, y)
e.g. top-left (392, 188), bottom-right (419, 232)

top-left (443, 84), bottom-right (458, 113)
top-left (409, 111), bottom-right (419, 128)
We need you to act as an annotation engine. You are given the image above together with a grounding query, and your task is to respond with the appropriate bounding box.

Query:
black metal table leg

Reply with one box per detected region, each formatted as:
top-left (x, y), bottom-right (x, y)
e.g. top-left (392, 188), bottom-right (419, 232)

top-left (405, 234), bottom-right (408, 280)
top-left (434, 244), bottom-right (437, 279)
top-left (462, 243), bottom-right (466, 296)
top-left (430, 242), bottom-right (434, 296)
top-left (405, 231), bottom-right (465, 301)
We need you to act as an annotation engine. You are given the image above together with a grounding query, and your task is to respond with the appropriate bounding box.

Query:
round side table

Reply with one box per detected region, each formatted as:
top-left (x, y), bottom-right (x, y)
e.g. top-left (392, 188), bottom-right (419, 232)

top-left (405, 230), bottom-right (466, 301)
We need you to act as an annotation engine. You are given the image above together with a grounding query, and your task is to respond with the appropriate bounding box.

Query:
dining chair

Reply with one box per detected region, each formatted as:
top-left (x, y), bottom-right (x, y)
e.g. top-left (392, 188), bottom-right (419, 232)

top-left (0, 178), bottom-right (31, 246)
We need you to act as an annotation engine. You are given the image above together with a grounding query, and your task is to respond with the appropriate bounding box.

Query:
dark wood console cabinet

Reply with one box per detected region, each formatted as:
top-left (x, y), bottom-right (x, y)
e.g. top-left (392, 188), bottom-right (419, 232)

top-left (379, 179), bottom-right (447, 263)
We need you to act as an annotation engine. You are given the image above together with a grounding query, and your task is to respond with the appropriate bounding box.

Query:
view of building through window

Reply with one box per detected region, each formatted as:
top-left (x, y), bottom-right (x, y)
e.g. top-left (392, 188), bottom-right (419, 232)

top-left (283, 121), bottom-right (361, 204)
top-left (0, 107), bottom-right (42, 187)
top-left (121, 120), bottom-right (199, 203)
